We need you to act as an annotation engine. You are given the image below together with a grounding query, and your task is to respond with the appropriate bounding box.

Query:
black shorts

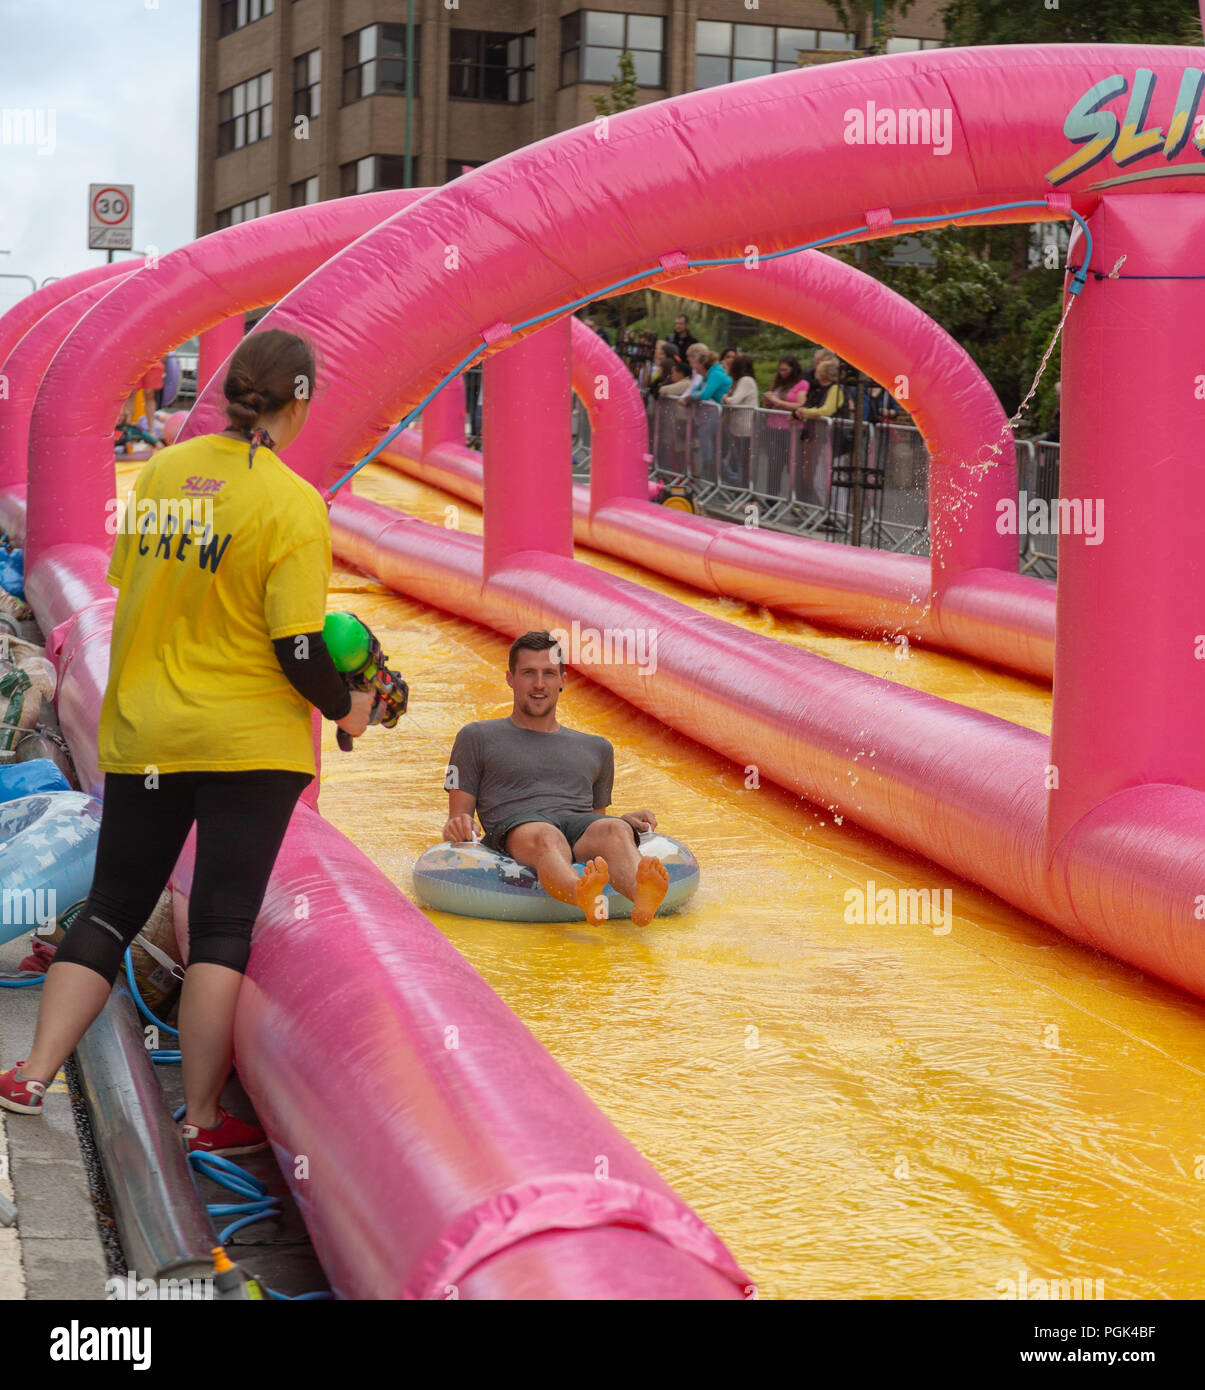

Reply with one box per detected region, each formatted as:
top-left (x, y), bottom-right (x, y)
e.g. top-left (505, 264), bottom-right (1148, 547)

top-left (485, 811), bottom-right (640, 860)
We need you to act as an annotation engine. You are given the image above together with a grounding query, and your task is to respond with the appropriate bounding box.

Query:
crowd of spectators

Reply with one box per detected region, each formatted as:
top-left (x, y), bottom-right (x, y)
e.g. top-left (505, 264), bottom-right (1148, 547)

top-left (577, 311), bottom-right (913, 504)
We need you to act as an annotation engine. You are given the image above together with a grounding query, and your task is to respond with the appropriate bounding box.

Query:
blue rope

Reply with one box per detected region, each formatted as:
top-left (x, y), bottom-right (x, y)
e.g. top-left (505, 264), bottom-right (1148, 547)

top-left (0, 975), bottom-right (45, 988)
top-left (326, 199), bottom-right (1094, 497)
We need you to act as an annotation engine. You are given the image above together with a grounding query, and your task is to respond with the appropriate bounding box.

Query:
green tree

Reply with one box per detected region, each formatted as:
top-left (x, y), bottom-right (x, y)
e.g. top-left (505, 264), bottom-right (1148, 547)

top-left (827, 0), bottom-right (917, 53)
top-left (592, 51), bottom-right (638, 116)
top-left (942, 0), bottom-right (1201, 47)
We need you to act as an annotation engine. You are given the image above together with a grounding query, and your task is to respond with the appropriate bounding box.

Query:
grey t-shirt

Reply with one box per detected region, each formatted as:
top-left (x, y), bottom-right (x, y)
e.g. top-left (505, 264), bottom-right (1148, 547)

top-left (445, 718), bottom-right (614, 834)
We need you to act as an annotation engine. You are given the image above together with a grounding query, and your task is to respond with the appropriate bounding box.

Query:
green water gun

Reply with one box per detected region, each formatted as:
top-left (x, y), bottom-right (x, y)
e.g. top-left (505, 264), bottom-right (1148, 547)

top-left (322, 612), bottom-right (409, 752)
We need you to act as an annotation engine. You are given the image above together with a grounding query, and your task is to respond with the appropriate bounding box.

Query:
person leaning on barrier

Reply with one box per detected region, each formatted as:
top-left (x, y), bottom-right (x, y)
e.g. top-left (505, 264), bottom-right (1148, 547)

top-left (792, 357), bottom-right (845, 426)
top-left (647, 340), bottom-right (671, 400)
top-left (762, 357), bottom-right (808, 498)
top-left (794, 358), bottom-right (848, 501)
top-left (721, 354), bottom-right (758, 486)
top-left (681, 344), bottom-right (732, 474)
top-left (658, 352), bottom-right (692, 399)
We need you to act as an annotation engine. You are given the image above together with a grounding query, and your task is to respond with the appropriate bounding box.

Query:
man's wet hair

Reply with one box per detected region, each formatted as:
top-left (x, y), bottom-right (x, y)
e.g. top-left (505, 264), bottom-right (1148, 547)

top-left (508, 630), bottom-right (565, 675)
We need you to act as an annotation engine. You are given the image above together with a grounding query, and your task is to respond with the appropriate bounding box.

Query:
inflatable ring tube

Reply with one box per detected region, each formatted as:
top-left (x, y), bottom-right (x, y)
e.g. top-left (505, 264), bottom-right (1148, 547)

top-left (413, 831), bottom-right (700, 922)
top-left (161, 355), bottom-right (182, 407)
top-left (0, 791), bottom-right (102, 947)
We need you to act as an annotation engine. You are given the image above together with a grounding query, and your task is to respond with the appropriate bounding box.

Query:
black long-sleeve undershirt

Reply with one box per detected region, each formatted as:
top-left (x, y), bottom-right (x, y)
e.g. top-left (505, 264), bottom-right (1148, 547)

top-left (272, 632), bottom-right (352, 721)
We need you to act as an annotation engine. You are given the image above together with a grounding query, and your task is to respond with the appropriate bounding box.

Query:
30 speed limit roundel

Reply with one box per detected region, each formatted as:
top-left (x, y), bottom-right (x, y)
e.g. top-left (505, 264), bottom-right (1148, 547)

top-left (92, 188), bottom-right (128, 224)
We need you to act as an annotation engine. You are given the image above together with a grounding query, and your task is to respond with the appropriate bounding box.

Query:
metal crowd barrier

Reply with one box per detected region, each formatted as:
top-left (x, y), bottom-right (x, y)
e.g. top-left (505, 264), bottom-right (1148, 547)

top-left (1018, 437), bottom-right (1060, 579)
top-left (428, 379), bottom-right (1060, 577)
top-left (648, 395), bottom-right (1060, 575)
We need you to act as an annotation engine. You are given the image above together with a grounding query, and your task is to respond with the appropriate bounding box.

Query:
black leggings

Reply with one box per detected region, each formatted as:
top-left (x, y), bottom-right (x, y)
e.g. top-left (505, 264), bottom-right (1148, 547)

top-left (55, 770), bottom-right (311, 983)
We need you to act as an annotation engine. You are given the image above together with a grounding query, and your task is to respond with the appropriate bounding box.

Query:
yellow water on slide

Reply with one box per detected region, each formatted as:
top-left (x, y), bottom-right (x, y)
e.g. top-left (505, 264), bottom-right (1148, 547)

top-left (120, 458), bottom-right (1205, 1298)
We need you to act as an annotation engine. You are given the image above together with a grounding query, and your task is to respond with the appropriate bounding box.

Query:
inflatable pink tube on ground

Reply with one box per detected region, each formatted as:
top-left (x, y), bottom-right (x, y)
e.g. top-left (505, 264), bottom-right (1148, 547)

top-left (42, 562), bottom-right (746, 1300)
top-left (24, 194), bottom-right (745, 1297)
top-left (330, 485), bottom-right (1205, 1001)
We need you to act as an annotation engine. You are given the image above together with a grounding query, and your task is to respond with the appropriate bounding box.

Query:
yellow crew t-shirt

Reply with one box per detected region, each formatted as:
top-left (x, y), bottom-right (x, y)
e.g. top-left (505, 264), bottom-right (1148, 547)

top-left (98, 434), bottom-right (332, 776)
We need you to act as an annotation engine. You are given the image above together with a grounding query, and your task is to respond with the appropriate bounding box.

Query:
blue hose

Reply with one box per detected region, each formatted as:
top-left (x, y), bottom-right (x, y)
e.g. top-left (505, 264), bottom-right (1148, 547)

top-left (123, 950), bottom-right (179, 1037)
top-left (124, 954), bottom-right (333, 1297)
top-left (0, 974), bottom-right (45, 988)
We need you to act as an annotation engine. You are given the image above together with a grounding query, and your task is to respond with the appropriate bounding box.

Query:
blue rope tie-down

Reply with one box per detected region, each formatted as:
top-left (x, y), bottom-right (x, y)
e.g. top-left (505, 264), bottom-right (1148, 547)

top-left (326, 198), bottom-right (1094, 498)
top-left (122, 954), bottom-right (333, 1299)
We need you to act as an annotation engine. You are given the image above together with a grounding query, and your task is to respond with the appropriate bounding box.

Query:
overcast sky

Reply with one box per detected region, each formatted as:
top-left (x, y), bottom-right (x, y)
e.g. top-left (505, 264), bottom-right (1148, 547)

top-left (0, 0), bottom-right (199, 318)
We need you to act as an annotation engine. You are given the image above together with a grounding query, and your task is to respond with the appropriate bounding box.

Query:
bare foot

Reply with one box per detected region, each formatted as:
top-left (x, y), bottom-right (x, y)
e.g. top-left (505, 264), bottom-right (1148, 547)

top-left (630, 857), bottom-right (669, 926)
top-left (575, 857), bottom-right (610, 923)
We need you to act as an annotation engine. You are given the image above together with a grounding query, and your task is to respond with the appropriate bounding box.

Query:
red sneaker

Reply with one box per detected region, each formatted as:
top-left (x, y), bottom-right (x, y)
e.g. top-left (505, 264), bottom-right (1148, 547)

top-left (0, 1062), bottom-right (47, 1115)
top-left (181, 1107), bottom-right (268, 1157)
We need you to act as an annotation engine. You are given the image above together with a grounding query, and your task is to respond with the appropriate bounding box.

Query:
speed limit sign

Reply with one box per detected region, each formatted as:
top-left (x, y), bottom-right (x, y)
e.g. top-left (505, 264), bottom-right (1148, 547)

top-left (88, 183), bottom-right (133, 250)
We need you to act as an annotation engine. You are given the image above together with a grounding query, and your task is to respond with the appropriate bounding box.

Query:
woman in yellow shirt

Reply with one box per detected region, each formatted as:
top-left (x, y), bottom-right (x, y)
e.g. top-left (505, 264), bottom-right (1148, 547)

top-left (0, 329), bottom-right (373, 1155)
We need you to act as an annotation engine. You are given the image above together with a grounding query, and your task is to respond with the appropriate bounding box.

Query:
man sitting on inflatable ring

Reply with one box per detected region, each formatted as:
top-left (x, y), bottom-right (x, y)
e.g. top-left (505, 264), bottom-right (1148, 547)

top-left (442, 631), bottom-right (669, 926)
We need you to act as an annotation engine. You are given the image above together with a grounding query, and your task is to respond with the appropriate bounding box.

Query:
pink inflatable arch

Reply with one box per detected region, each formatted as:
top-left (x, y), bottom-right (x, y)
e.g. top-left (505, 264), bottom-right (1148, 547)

top-left (0, 270), bottom-right (144, 537)
top-left (400, 255), bottom-right (1057, 680)
top-left (23, 189), bottom-right (429, 596)
top-left (0, 260), bottom-right (134, 366)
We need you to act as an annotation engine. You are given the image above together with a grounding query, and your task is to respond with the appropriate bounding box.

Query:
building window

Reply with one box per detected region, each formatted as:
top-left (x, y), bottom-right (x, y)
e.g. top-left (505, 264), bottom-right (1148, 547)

top-left (217, 71), bottom-right (273, 156)
top-left (216, 193), bottom-right (271, 229)
top-left (694, 22), bottom-right (855, 87)
top-left (560, 11), bottom-right (664, 89)
top-left (219, 0), bottom-right (274, 38)
top-left (885, 37), bottom-right (944, 53)
top-left (342, 24), bottom-right (420, 103)
top-left (293, 49), bottom-right (321, 120)
top-left (448, 30), bottom-right (534, 103)
top-left (290, 176), bottom-right (319, 207)
top-left (445, 159), bottom-right (485, 181)
top-left (339, 155), bottom-right (410, 196)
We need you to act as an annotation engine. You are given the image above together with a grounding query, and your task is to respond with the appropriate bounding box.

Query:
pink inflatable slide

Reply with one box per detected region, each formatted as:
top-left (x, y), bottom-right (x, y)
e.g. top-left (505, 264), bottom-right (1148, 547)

top-left (8, 43), bottom-right (1205, 1296)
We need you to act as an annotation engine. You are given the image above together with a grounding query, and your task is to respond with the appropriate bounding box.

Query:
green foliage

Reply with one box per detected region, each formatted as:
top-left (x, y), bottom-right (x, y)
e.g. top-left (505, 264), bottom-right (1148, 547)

top-left (829, 231), bottom-right (1065, 427)
top-left (827, 0), bottom-right (917, 52)
top-left (942, 0), bottom-right (1202, 47)
top-left (592, 51), bottom-right (639, 116)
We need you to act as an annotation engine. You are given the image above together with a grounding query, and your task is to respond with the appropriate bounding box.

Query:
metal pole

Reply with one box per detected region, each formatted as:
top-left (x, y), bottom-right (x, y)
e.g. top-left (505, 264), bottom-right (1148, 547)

top-left (404, 0), bottom-right (414, 187)
top-left (0, 273), bottom-right (37, 295)
top-left (849, 367), bottom-right (867, 547)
